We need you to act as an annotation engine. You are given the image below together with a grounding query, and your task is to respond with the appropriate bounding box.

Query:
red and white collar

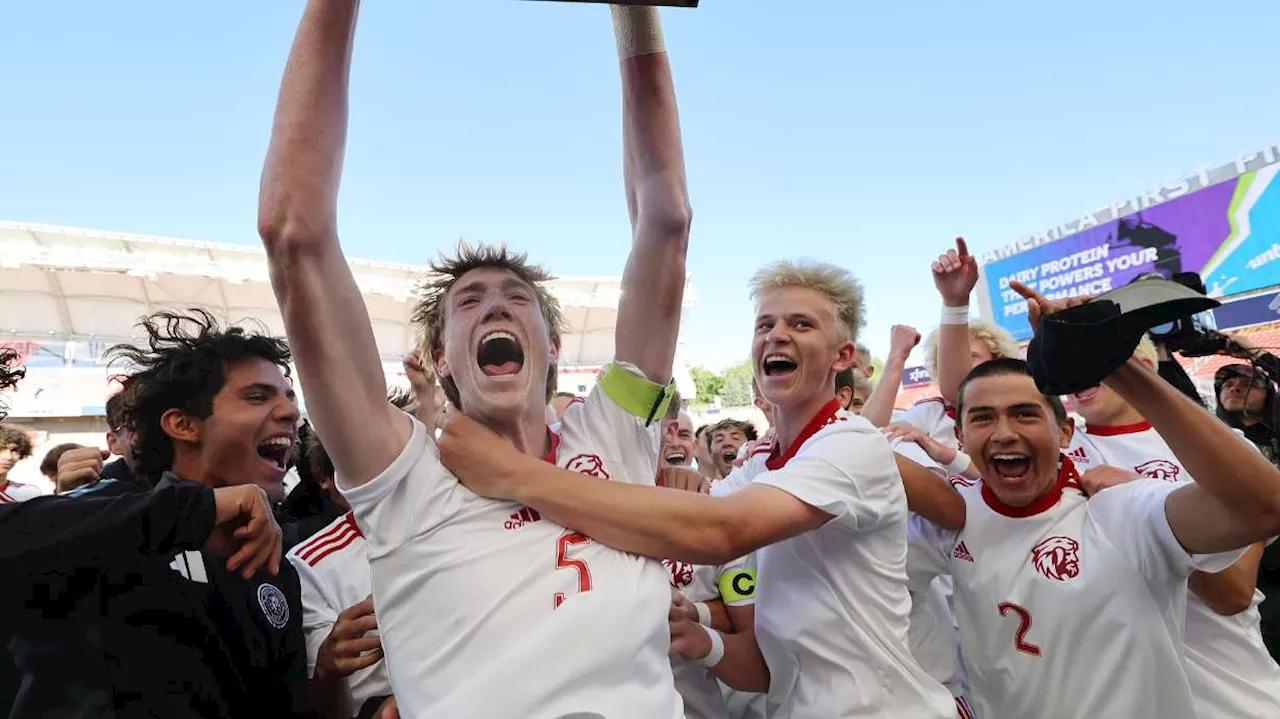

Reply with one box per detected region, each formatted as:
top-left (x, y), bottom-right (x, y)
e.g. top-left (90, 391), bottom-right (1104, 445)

top-left (766, 399), bottom-right (843, 471)
top-left (1084, 420), bottom-right (1152, 437)
top-left (981, 454), bottom-right (1083, 518)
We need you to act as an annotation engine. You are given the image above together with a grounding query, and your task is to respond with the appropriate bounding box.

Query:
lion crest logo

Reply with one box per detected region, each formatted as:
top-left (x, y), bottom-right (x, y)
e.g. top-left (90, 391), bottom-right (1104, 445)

top-left (663, 559), bottom-right (694, 588)
top-left (564, 454), bottom-right (610, 479)
top-left (1134, 459), bottom-right (1180, 482)
top-left (1030, 536), bottom-right (1081, 582)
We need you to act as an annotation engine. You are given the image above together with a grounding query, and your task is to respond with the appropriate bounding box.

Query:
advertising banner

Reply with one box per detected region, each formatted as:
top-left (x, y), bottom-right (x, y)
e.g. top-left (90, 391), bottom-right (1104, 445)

top-left (982, 164), bottom-right (1280, 341)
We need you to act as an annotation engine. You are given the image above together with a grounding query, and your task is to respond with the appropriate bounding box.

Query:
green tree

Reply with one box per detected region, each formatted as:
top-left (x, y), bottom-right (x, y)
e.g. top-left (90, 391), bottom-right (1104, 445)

top-left (720, 359), bottom-right (755, 408)
top-left (689, 366), bottom-right (725, 406)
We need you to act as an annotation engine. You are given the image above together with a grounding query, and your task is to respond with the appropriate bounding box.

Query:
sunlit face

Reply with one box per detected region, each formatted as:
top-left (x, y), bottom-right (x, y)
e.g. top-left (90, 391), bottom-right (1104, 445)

top-left (753, 287), bottom-right (855, 414)
top-left (436, 267), bottom-right (557, 425)
top-left (1220, 374), bottom-right (1268, 415)
top-left (661, 414), bottom-right (697, 468)
top-left (961, 373), bottom-right (1072, 508)
top-left (711, 427), bottom-right (748, 476)
top-left (970, 336), bottom-right (995, 367)
top-left (175, 357), bottom-right (300, 504)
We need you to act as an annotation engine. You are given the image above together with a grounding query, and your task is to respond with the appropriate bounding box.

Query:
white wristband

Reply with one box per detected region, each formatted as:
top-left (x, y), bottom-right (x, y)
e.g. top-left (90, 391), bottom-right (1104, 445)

top-left (940, 305), bottom-right (970, 325)
top-left (611, 6), bottom-right (665, 59)
top-left (694, 601), bottom-right (712, 626)
top-left (944, 451), bottom-right (972, 476)
top-left (695, 625), bottom-right (725, 668)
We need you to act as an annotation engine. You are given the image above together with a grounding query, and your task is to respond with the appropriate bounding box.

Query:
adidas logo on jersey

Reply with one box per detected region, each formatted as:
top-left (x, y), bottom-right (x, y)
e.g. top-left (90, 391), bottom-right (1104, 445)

top-left (953, 541), bottom-right (975, 563)
top-left (1068, 446), bottom-right (1090, 464)
top-left (504, 507), bottom-right (542, 530)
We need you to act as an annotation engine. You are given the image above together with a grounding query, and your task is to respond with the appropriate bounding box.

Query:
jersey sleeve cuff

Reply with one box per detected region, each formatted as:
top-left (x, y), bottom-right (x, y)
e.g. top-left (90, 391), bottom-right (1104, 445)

top-left (338, 413), bottom-right (427, 509)
top-left (599, 361), bottom-right (674, 426)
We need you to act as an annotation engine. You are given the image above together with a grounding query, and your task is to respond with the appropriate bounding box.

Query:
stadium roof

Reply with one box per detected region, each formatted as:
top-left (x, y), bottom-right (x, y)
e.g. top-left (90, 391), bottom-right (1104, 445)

top-left (0, 221), bottom-right (698, 367)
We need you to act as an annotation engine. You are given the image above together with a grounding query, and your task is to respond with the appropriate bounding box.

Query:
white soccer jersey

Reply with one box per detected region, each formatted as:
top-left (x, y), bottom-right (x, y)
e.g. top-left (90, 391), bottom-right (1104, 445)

top-left (0, 480), bottom-right (41, 503)
top-left (890, 440), bottom-right (974, 716)
top-left (666, 555), bottom-right (757, 719)
top-left (908, 457), bottom-right (1245, 719)
top-left (286, 512), bottom-right (391, 715)
top-left (895, 396), bottom-right (962, 451)
top-left (1068, 422), bottom-right (1280, 719)
top-left (711, 400), bottom-right (953, 718)
top-left (338, 376), bottom-right (682, 718)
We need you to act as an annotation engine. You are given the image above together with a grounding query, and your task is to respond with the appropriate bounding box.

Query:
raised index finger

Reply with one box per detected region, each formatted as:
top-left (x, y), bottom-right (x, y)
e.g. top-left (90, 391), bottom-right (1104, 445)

top-left (955, 237), bottom-right (969, 258)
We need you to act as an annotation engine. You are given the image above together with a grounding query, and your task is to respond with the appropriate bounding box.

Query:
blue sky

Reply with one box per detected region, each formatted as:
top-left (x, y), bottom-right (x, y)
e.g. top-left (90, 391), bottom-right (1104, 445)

top-left (2, 0), bottom-right (1278, 370)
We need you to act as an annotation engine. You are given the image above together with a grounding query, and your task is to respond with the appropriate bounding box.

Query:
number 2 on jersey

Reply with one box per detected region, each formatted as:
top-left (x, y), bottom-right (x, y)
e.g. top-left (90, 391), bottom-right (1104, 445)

top-left (997, 602), bottom-right (1042, 656)
top-left (554, 531), bottom-right (594, 609)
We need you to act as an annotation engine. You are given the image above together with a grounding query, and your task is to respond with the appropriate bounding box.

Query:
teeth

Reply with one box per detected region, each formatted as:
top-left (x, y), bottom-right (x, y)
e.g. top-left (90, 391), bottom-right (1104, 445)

top-left (992, 454), bottom-right (1026, 460)
top-left (262, 437), bottom-right (293, 447)
top-left (483, 330), bottom-right (516, 344)
top-left (764, 354), bottom-right (791, 365)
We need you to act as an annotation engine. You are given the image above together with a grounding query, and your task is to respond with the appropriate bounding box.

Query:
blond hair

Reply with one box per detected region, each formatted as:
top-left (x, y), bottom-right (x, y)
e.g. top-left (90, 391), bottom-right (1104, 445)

top-left (922, 319), bottom-right (1019, 380)
top-left (748, 260), bottom-right (866, 344)
top-left (410, 242), bottom-right (567, 401)
top-left (1132, 334), bottom-right (1158, 366)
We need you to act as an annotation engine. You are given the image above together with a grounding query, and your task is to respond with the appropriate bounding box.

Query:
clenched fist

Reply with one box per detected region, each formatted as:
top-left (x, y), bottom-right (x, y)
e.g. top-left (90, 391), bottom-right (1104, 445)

top-left (205, 484), bottom-right (283, 579)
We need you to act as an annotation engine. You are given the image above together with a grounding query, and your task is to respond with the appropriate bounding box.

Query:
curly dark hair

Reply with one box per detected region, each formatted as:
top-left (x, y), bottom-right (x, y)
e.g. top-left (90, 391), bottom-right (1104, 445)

top-left (0, 423), bottom-right (33, 461)
top-left (409, 243), bottom-right (566, 408)
top-left (0, 347), bottom-right (26, 420)
top-left (105, 309), bottom-right (292, 484)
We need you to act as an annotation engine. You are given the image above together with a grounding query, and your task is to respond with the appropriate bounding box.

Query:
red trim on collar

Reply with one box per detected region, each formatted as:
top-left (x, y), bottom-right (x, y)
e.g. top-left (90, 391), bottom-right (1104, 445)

top-left (766, 400), bottom-right (842, 471)
top-left (1085, 421), bottom-right (1152, 437)
top-left (542, 430), bottom-right (562, 465)
top-left (981, 455), bottom-right (1082, 518)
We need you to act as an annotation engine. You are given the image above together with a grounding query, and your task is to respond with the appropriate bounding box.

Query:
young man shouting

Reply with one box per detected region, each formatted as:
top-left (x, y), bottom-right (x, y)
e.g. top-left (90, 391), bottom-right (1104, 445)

top-left (258, 1), bottom-right (692, 715)
top-left (0, 310), bottom-right (306, 718)
top-left (436, 260), bottom-right (959, 718)
top-left (903, 282), bottom-right (1280, 719)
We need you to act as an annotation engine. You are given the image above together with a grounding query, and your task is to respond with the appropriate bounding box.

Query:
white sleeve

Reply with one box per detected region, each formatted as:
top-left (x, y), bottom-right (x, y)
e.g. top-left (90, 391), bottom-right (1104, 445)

top-left (557, 365), bottom-right (662, 487)
top-left (716, 552), bottom-right (758, 607)
top-left (754, 425), bottom-right (902, 533)
top-left (1089, 478), bottom-right (1246, 581)
top-left (337, 415), bottom-right (462, 554)
top-left (892, 439), bottom-right (945, 476)
top-left (906, 513), bottom-right (955, 593)
top-left (711, 464), bottom-right (754, 497)
top-left (287, 554), bottom-right (339, 677)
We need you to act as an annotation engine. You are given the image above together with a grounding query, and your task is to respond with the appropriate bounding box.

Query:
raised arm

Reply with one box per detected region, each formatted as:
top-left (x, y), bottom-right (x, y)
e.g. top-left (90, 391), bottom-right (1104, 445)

top-left (932, 238), bottom-right (981, 405)
top-left (1105, 358), bottom-right (1280, 552)
top-left (610, 6), bottom-right (693, 384)
top-left (862, 324), bottom-right (920, 427)
top-left (258, 0), bottom-right (409, 488)
top-left (1014, 282), bottom-right (1280, 553)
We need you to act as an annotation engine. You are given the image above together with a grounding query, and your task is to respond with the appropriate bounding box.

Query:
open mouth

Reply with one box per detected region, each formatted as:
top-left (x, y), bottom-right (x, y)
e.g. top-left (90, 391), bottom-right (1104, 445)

top-left (762, 354), bottom-right (798, 377)
top-left (256, 436), bottom-right (293, 472)
top-left (664, 450), bottom-right (690, 466)
top-left (478, 330), bottom-right (525, 378)
top-left (720, 450), bottom-right (738, 465)
top-left (989, 453), bottom-right (1031, 483)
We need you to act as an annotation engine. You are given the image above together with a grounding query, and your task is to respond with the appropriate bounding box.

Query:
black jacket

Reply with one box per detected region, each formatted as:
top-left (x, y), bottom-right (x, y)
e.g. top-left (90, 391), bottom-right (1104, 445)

top-left (0, 474), bottom-right (315, 719)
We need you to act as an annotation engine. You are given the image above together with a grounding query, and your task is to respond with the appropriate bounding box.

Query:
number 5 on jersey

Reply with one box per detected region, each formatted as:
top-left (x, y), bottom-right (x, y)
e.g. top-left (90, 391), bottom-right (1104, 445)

top-left (998, 602), bottom-right (1042, 656)
top-left (555, 531), bottom-right (593, 608)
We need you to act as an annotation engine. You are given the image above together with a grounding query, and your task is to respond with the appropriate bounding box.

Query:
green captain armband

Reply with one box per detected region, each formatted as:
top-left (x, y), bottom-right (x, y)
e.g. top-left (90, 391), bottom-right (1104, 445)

top-left (599, 361), bottom-right (675, 427)
top-left (719, 569), bottom-right (757, 604)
